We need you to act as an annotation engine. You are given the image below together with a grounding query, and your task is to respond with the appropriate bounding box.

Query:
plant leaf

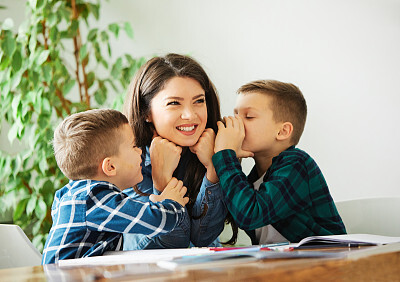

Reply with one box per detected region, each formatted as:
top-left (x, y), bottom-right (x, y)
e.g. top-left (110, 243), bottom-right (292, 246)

top-left (26, 196), bottom-right (37, 216)
top-left (87, 28), bottom-right (98, 41)
top-left (14, 198), bottom-right (29, 221)
top-left (7, 123), bottom-right (19, 144)
top-left (62, 79), bottom-right (75, 94)
top-left (36, 50), bottom-right (50, 65)
top-left (11, 50), bottom-right (22, 72)
top-left (108, 23), bottom-right (119, 38)
top-left (35, 197), bottom-right (47, 220)
top-left (1, 32), bottom-right (16, 57)
top-left (111, 57), bottom-right (122, 79)
top-left (2, 18), bottom-right (14, 30)
top-left (124, 22), bottom-right (134, 39)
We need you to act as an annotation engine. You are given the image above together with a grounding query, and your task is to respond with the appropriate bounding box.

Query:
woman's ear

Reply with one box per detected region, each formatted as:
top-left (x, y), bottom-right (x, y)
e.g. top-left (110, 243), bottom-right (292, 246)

top-left (101, 157), bottom-right (117, 177)
top-left (277, 122), bottom-right (293, 141)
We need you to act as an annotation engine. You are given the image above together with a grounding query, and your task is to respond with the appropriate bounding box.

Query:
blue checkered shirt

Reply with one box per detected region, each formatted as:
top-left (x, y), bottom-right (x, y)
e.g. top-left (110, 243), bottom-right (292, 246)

top-left (42, 180), bottom-right (185, 264)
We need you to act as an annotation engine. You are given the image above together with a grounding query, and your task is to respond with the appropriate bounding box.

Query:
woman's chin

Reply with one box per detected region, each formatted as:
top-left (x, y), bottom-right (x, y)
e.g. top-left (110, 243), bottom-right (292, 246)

top-left (171, 137), bottom-right (198, 147)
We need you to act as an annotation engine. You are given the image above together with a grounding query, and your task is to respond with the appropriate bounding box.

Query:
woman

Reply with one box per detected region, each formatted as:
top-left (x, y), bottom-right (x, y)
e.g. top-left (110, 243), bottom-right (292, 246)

top-left (123, 53), bottom-right (228, 249)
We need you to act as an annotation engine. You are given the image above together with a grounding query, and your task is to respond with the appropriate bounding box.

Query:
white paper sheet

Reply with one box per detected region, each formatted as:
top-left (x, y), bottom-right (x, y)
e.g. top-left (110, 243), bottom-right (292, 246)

top-left (58, 248), bottom-right (213, 267)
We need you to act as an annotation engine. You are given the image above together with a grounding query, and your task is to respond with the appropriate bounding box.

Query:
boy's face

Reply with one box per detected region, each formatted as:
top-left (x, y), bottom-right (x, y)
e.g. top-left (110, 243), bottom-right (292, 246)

top-left (234, 92), bottom-right (282, 155)
top-left (113, 124), bottom-right (143, 190)
top-left (148, 76), bottom-right (208, 147)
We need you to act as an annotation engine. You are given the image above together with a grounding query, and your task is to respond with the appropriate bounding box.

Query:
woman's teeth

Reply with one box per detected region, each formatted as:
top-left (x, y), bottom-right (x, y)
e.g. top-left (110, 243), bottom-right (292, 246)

top-left (177, 125), bottom-right (195, 132)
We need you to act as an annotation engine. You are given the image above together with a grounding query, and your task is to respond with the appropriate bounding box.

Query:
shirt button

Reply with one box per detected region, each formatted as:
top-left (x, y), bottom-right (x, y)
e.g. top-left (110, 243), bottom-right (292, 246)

top-left (208, 191), bottom-right (212, 195)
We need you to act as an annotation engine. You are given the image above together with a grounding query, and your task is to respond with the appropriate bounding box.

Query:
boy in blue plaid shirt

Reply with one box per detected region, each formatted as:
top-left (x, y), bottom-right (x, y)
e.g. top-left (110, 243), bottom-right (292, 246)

top-left (42, 109), bottom-right (188, 264)
top-left (213, 80), bottom-right (346, 245)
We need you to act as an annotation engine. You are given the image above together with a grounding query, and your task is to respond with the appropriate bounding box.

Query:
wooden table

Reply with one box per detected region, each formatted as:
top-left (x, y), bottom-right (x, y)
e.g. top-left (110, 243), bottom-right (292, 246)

top-left (1, 243), bottom-right (400, 281)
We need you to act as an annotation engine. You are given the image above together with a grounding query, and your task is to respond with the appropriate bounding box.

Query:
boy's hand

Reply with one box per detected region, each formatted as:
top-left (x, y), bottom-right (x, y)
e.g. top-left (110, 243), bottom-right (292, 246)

top-left (214, 115), bottom-right (254, 158)
top-left (150, 136), bottom-right (182, 192)
top-left (149, 177), bottom-right (189, 207)
top-left (189, 128), bottom-right (219, 183)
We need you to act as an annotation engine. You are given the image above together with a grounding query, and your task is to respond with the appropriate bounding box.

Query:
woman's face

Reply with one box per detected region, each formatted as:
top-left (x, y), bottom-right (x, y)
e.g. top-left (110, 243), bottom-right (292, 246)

top-left (148, 76), bottom-right (208, 147)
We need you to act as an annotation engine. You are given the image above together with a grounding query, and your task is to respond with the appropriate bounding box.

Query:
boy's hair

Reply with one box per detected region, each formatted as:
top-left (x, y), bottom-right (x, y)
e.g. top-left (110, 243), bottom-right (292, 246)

top-left (238, 80), bottom-right (307, 145)
top-left (53, 109), bottom-right (129, 180)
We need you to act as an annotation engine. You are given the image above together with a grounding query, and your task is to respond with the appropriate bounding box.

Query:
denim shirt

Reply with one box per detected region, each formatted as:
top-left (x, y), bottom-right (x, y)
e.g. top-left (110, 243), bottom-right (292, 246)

top-left (123, 147), bottom-right (227, 249)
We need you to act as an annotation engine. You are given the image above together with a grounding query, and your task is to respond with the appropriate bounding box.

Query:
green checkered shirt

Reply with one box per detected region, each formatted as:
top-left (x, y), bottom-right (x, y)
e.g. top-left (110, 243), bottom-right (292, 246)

top-left (212, 146), bottom-right (346, 243)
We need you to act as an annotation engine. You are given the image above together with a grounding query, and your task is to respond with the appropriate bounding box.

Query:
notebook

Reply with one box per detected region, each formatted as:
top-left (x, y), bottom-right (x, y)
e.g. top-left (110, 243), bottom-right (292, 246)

top-left (293, 234), bottom-right (400, 249)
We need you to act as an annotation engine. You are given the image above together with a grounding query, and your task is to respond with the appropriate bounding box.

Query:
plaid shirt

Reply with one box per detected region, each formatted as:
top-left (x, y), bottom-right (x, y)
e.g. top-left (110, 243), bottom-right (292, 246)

top-left (212, 147), bottom-right (346, 243)
top-left (42, 180), bottom-right (185, 264)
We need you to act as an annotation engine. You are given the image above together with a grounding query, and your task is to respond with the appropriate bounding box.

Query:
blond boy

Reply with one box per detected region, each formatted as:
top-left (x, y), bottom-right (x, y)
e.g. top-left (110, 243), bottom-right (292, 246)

top-left (42, 109), bottom-right (188, 264)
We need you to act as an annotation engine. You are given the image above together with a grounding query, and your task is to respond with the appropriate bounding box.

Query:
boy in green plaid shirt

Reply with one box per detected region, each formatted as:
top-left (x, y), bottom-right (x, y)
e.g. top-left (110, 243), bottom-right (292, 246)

top-left (212, 80), bottom-right (346, 244)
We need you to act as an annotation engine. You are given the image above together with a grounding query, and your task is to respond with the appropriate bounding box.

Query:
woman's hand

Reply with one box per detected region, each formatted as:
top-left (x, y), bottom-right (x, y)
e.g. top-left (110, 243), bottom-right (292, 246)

top-left (190, 128), bottom-right (219, 183)
top-left (150, 136), bottom-right (182, 192)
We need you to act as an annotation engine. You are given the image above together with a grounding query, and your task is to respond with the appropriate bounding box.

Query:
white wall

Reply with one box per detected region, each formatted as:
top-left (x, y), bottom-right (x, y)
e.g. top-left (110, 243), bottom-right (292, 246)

top-left (2, 0), bottom-right (400, 202)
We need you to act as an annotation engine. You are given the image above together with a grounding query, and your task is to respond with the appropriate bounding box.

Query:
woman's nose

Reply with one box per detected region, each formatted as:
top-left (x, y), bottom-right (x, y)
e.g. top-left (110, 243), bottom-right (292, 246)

top-left (181, 106), bottom-right (196, 119)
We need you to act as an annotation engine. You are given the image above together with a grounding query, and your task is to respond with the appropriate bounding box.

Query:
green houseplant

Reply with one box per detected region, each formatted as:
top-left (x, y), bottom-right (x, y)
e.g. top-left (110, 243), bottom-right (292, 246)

top-left (0, 0), bottom-right (145, 251)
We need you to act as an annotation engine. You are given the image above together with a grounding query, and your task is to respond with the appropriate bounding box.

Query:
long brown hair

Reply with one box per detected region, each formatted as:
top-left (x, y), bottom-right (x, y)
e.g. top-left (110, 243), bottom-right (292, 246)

top-left (123, 53), bottom-right (221, 215)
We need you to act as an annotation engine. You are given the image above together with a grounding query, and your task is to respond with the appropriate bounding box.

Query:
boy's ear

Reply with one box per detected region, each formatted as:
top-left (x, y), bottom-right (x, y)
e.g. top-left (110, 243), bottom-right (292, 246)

top-left (101, 157), bottom-right (117, 177)
top-left (277, 122), bottom-right (293, 141)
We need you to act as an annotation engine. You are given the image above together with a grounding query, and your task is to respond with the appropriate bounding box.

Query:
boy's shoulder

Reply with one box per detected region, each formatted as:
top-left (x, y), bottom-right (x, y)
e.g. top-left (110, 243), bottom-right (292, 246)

top-left (272, 146), bottom-right (321, 172)
top-left (277, 146), bottom-right (312, 162)
top-left (55, 179), bottom-right (119, 201)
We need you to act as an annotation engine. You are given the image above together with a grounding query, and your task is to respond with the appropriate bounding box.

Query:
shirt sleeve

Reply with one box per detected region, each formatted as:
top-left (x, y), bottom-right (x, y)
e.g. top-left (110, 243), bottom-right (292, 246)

top-left (190, 175), bottom-right (227, 246)
top-left (212, 149), bottom-right (311, 230)
top-left (85, 184), bottom-right (185, 238)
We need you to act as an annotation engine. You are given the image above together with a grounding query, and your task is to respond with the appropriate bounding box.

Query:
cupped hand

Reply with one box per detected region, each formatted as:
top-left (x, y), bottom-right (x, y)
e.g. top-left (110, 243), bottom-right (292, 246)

top-left (214, 115), bottom-right (254, 158)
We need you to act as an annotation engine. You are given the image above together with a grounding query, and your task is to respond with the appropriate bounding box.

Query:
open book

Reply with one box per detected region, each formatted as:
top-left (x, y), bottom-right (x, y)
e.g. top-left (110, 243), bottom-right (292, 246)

top-left (294, 234), bottom-right (400, 249)
top-left (156, 249), bottom-right (343, 270)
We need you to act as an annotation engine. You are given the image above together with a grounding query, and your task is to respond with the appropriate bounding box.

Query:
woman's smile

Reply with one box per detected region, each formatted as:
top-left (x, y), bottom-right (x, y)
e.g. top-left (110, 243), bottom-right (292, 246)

top-left (177, 124), bottom-right (198, 135)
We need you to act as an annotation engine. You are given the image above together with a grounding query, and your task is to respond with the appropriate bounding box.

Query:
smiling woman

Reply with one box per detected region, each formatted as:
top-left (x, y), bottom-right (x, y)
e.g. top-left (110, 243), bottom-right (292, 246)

top-left (148, 77), bottom-right (208, 148)
top-left (122, 53), bottom-right (228, 249)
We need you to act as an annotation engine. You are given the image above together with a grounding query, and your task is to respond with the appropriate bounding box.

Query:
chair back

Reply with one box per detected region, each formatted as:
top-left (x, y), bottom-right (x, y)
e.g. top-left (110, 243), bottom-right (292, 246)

top-left (0, 224), bottom-right (42, 269)
top-left (335, 197), bottom-right (400, 236)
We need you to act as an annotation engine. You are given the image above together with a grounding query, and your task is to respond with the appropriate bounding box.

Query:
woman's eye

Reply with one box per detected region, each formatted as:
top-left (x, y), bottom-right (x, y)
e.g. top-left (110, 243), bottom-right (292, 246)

top-left (246, 116), bottom-right (254, 119)
top-left (195, 98), bottom-right (205, 104)
top-left (167, 101), bottom-right (180, 106)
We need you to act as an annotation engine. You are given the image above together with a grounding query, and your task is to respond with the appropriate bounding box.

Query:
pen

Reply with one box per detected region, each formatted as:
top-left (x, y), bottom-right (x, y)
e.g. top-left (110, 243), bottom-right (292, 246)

top-left (260, 242), bottom-right (290, 248)
top-left (210, 246), bottom-right (271, 253)
top-left (292, 242), bottom-right (372, 250)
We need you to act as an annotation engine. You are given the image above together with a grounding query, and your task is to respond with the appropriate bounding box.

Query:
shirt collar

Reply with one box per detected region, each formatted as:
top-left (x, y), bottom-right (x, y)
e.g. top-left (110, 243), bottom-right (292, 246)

top-left (144, 146), bottom-right (151, 167)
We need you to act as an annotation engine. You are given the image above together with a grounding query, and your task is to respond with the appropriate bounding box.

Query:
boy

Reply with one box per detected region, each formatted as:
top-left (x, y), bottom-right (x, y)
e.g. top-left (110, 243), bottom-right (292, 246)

top-left (213, 80), bottom-right (346, 244)
top-left (42, 109), bottom-right (188, 264)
